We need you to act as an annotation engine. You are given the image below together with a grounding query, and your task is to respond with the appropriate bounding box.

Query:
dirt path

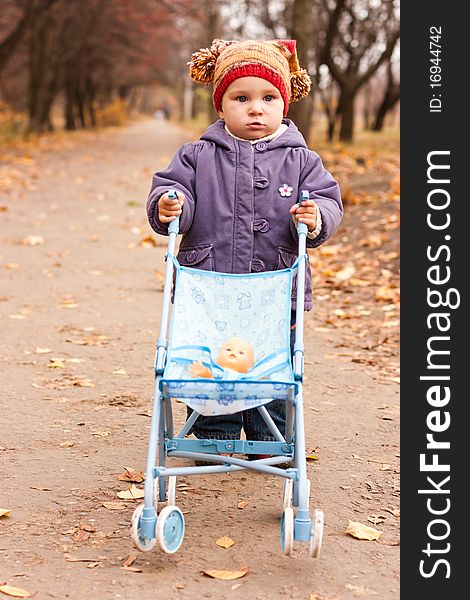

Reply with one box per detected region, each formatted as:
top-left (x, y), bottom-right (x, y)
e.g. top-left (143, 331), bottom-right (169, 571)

top-left (1, 120), bottom-right (399, 600)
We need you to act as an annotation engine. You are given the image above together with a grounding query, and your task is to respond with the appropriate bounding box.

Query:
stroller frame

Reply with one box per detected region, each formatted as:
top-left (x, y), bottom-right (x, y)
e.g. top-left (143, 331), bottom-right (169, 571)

top-left (131, 190), bottom-right (324, 557)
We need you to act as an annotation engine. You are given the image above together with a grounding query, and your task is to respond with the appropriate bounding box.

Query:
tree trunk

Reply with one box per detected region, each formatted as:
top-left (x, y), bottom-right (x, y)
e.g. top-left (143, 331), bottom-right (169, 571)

top-left (64, 84), bottom-right (76, 130)
top-left (339, 90), bottom-right (355, 142)
top-left (28, 2), bottom-right (62, 133)
top-left (205, 1), bottom-right (220, 123)
top-left (372, 81), bottom-right (400, 131)
top-left (287, 0), bottom-right (314, 144)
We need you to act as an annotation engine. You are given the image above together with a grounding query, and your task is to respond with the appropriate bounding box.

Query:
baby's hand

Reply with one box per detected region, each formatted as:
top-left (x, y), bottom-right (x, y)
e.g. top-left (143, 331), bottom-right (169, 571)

top-left (289, 199), bottom-right (318, 232)
top-left (190, 360), bottom-right (213, 379)
top-left (158, 191), bottom-right (185, 223)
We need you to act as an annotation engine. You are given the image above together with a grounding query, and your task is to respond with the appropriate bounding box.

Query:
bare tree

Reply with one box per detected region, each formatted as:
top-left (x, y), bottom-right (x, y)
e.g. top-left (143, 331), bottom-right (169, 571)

top-left (372, 56), bottom-right (399, 131)
top-left (319, 0), bottom-right (399, 141)
top-left (0, 0), bottom-right (58, 73)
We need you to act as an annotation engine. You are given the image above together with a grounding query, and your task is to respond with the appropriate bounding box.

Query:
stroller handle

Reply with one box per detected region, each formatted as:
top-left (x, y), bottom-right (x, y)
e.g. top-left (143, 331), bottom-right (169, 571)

top-left (296, 189), bottom-right (309, 236)
top-left (167, 190), bottom-right (180, 235)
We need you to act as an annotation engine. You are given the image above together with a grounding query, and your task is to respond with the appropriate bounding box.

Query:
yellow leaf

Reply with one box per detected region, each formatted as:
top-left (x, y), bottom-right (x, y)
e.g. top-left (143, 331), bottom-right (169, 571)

top-left (139, 235), bottom-right (157, 248)
top-left (375, 286), bottom-right (399, 303)
top-left (35, 347), bottom-right (52, 354)
top-left (59, 441), bottom-right (75, 448)
top-left (113, 368), bottom-right (127, 375)
top-left (21, 235), bottom-right (44, 246)
top-left (345, 519), bottom-right (383, 541)
top-left (334, 265), bottom-right (356, 282)
top-left (0, 584), bottom-right (32, 598)
top-left (117, 484), bottom-right (145, 500)
top-left (237, 500), bottom-right (249, 509)
top-left (216, 536), bottom-right (235, 549)
top-left (306, 453), bottom-right (319, 461)
top-left (102, 501), bottom-right (127, 510)
top-left (202, 566), bottom-right (248, 580)
top-left (48, 358), bottom-right (66, 369)
top-left (1, 508), bottom-right (11, 517)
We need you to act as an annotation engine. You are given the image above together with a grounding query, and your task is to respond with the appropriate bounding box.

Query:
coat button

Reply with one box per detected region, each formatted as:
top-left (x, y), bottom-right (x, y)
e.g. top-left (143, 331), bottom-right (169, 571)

top-left (255, 141), bottom-right (268, 151)
top-left (250, 259), bottom-right (265, 272)
top-left (187, 250), bottom-right (196, 262)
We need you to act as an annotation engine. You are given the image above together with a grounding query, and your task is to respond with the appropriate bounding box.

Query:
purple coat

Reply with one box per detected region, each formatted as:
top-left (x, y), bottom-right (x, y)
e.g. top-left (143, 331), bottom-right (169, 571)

top-left (147, 118), bottom-right (343, 310)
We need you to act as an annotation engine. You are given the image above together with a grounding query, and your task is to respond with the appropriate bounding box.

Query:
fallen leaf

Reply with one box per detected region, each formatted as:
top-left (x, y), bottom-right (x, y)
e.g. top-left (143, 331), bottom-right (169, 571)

top-left (367, 515), bottom-right (386, 525)
top-left (120, 566), bottom-right (143, 573)
top-left (139, 235), bottom-right (157, 247)
top-left (383, 507), bottom-right (400, 517)
top-left (345, 583), bottom-right (378, 596)
top-left (102, 501), bottom-right (127, 511)
top-left (118, 468), bottom-right (145, 483)
top-left (112, 368), bottom-right (127, 375)
top-left (216, 536), bottom-right (235, 549)
top-left (175, 583), bottom-right (185, 589)
top-left (21, 235), bottom-right (44, 246)
top-left (59, 441), bottom-right (75, 448)
top-left (48, 358), bottom-right (66, 369)
top-left (237, 500), bottom-right (249, 509)
top-left (306, 452), bottom-right (319, 461)
top-left (66, 556), bottom-right (100, 563)
top-left (35, 347), bottom-right (52, 354)
top-left (0, 584), bottom-right (32, 598)
top-left (202, 566), bottom-right (248, 580)
top-left (72, 378), bottom-right (95, 388)
top-left (122, 555), bottom-right (137, 567)
top-left (334, 265), bottom-right (356, 281)
top-left (0, 508), bottom-right (11, 517)
top-left (345, 520), bottom-right (383, 541)
top-left (117, 484), bottom-right (145, 500)
top-left (73, 530), bottom-right (91, 542)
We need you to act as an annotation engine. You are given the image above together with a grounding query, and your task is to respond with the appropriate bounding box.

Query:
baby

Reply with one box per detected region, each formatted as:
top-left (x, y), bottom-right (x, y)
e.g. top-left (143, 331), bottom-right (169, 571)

top-left (190, 337), bottom-right (254, 379)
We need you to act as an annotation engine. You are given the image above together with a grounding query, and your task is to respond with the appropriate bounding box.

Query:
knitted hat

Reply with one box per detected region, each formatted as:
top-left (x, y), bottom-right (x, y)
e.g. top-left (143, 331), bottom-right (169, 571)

top-left (188, 39), bottom-right (311, 116)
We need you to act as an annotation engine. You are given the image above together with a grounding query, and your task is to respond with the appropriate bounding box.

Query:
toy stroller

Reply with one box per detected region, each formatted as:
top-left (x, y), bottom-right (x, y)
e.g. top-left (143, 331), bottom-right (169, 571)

top-left (131, 190), bottom-right (324, 557)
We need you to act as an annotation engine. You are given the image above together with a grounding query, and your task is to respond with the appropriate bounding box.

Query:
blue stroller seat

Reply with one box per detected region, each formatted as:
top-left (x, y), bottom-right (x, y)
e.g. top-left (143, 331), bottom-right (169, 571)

top-left (130, 190), bottom-right (324, 558)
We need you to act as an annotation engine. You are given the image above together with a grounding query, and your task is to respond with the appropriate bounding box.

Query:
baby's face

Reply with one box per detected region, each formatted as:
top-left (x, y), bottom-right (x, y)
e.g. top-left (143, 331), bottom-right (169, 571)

top-left (218, 76), bottom-right (284, 140)
top-left (217, 337), bottom-right (254, 373)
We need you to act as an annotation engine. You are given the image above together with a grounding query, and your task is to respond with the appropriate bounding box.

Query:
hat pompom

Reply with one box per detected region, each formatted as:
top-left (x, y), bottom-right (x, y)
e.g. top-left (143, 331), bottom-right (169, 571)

top-left (290, 68), bottom-right (311, 102)
top-left (188, 39), bottom-right (237, 85)
top-left (188, 46), bottom-right (219, 84)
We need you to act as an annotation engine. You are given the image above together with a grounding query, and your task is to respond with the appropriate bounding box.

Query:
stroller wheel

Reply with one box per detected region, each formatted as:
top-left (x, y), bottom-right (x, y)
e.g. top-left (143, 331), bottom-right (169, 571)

top-left (309, 509), bottom-right (324, 559)
top-left (156, 505), bottom-right (185, 554)
top-left (283, 478), bottom-right (293, 509)
top-left (280, 506), bottom-right (294, 556)
top-left (130, 504), bottom-right (156, 552)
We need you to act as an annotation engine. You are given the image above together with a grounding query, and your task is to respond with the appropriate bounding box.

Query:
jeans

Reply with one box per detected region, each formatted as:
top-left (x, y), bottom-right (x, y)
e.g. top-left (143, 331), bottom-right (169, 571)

top-left (187, 311), bottom-right (297, 441)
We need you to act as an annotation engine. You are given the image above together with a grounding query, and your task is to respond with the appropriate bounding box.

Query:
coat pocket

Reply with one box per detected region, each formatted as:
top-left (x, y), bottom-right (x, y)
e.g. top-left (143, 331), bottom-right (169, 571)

top-left (177, 244), bottom-right (214, 271)
top-left (276, 246), bottom-right (312, 301)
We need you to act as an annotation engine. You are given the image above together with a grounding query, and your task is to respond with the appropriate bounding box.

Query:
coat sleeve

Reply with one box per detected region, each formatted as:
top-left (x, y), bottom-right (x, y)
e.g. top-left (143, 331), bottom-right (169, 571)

top-left (290, 150), bottom-right (343, 248)
top-left (146, 143), bottom-right (197, 235)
